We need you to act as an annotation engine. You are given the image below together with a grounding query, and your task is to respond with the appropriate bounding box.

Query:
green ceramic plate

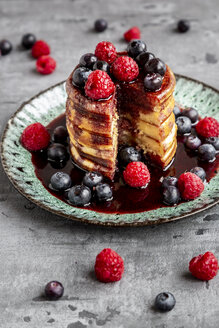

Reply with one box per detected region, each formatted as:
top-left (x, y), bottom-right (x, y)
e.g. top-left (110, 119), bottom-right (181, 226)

top-left (1, 75), bottom-right (219, 226)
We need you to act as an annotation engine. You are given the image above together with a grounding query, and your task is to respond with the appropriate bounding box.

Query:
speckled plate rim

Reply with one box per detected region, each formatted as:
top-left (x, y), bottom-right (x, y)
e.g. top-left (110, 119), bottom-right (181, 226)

top-left (1, 74), bottom-right (219, 227)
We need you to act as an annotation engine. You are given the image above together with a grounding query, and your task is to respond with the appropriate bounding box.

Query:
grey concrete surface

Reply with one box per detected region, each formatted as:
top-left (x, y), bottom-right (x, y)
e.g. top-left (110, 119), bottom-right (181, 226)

top-left (0, 0), bottom-right (219, 327)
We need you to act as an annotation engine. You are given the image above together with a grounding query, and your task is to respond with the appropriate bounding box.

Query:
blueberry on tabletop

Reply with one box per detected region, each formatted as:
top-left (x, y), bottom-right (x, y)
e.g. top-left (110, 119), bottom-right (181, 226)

top-left (50, 172), bottom-right (71, 191)
top-left (144, 73), bottom-right (163, 92)
top-left (176, 116), bottom-right (192, 135)
top-left (205, 137), bottom-right (219, 151)
top-left (182, 107), bottom-right (198, 124)
top-left (68, 185), bottom-right (92, 206)
top-left (79, 53), bottom-right (97, 69)
top-left (163, 186), bottom-right (180, 205)
top-left (93, 60), bottom-right (110, 75)
top-left (155, 292), bottom-right (176, 312)
top-left (177, 19), bottom-right (190, 33)
top-left (72, 67), bottom-right (92, 87)
top-left (136, 52), bottom-right (155, 67)
top-left (22, 33), bottom-right (36, 49)
top-left (190, 167), bottom-right (206, 182)
top-left (198, 144), bottom-right (216, 162)
top-left (0, 39), bottom-right (12, 56)
top-left (119, 146), bottom-right (142, 166)
top-left (144, 58), bottom-right (166, 77)
top-left (94, 19), bottom-right (108, 32)
top-left (173, 105), bottom-right (181, 118)
top-left (127, 39), bottom-right (147, 58)
top-left (45, 281), bottom-right (64, 300)
top-left (53, 126), bottom-right (68, 143)
top-left (95, 183), bottom-right (113, 202)
top-left (83, 171), bottom-right (103, 188)
top-left (185, 134), bottom-right (201, 150)
top-left (47, 143), bottom-right (68, 162)
top-left (162, 176), bottom-right (178, 189)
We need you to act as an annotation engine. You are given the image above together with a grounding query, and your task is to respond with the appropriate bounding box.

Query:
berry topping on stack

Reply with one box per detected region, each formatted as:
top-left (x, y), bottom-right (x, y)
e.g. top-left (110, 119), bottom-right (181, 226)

top-left (72, 67), bottom-right (92, 87)
top-left (79, 53), bottom-right (97, 69)
top-left (85, 70), bottom-right (115, 100)
top-left (112, 56), bottom-right (139, 82)
top-left (127, 39), bottom-right (147, 58)
top-left (95, 41), bottom-right (117, 64)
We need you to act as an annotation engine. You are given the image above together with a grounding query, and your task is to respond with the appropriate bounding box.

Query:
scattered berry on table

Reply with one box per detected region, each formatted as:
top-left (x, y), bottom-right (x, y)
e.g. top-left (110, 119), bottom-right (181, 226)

top-left (0, 39), bottom-right (12, 56)
top-left (178, 172), bottom-right (204, 200)
top-left (93, 60), bottom-right (110, 75)
top-left (136, 52), bottom-right (155, 68)
top-left (47, 143), bottom-right (68, 162)
top-left (95, 183), bottom-right (113, 202)
top-left (95, 41), bottom-right (117, 64)
top-left (173, 105), bottom-right (181, 118)
top-left (94, 19), bottom-right (108, 32)
top-left (144, 73), bottom-right (163, 92)
top-left (123, 161), bottom-right (150, 188)
top-left (185, 134), bottom-right (201, 150)
top-left (144, 58), bottom-right (166, 77)
top-left (177, 19), bottom-right (190, 33)
top-left (162, 176), bottom-right (178, 189)
top-left (36, 55), bottom-right (56, 75)
top-left (31, 40), bottom-right (50, 58)
top-left (85, 70), bottom-right (115, 100)
top-left (190, 167), bottom-right (206, 182)
top-left (79, 53), bottom-right (97, 69)
top-left (45, 281), bottom-right (64, 300)
top-left (83, 172), bottom-right (103, 188)
top-left (176, 116), bottom-right (192, 135)
top-left (205, 137), bottom-right (219, 151)
top-left (189, 251), bottom-right (218, 281)
top-left (196, 117), bottom-right (219, 138)
top-left (53, 126), bottom-right (68, 144)
top-left (72, 67), bottom-right (92, 88)
top-left (50, 172), bottom-right (71, 191)
top-left (68, 185), bottom-right (91, 206)
top-left (21, 122), bottom-right (50, 152)
top-left (124, 26), bottom-right (141, 42)
top-left (163, 186), bottom-right (180, 205)
top-left (119, 146), bottom-right (142, 166)
top-left (155, 292), bottom-right (176, 312)
top-left (112, 56), bottom-right (139, 82)
top-left (21, 33), bottom-right (36, 49)
top-left (182, 107), bottom-right (198, 124)
top-left (127, 39), bottom-right (146, 58)
top-left (95, 248), bottom-right (124, 283)
top-left (198, 144), bottom-right (216, 162)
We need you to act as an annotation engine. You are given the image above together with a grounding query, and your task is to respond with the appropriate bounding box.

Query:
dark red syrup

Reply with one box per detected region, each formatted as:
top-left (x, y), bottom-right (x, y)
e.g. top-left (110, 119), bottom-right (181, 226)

top-left (31, 113), bottom-right (219, 214)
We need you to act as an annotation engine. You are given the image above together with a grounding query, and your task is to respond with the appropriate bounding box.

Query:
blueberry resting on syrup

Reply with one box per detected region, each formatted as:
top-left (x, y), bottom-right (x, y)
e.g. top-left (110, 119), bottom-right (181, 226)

top-left (0, 39), bottom-right (12, 56)
top-left (79, 53), bottom-right (97, 69)
top-left (155, 292), bottom-right (176, 312)
top-left (22, 33), bottom-right (36, 49)
top-left (185, 135), bottom-right (201, 150)
top-left (177, 19), bottom-right (190, 33)
top-left (163, 186), bottom-right (180, 205)
top-left (162, 176), bottom-right (178, 189)
top-left (136, 52), bottom-right (155, 68)
top-left (119, 146), bottom-right (142, 166)
top-left (144, 73), bottom-right (163, 92)
top-left (72, 67), bottom-right (92, 87)
top-left (47, 143), bottom-right (68, 162)
top-left (173, 105), bottom-right (181, 118)
top-left (198, 144), bottom-right (216, 162)
top-left (176, 116), bottom-right (192, 135)
top-left (144, 58), bottom-right (166, 77)
top-left (68, 185), bottom-right (92, 206)
top-left (182, 107), bottom-right (198, 124)
top-left (45, 281), bottom-right (64, 300)
top-left (190, 167), bottom-right (206, 182)
top-left (53, 126), bottom-right (68, 143)
top-left (93, 60), bottom-right (110, 75)
top-left (127, 40), bottom-right (147, 58)
top-left (94, 19), bottom-right (108, 32)
top-left (50, 172), bottom-right (71, 191)
top-left (205, 137), bottom-right (219, 151)
top-left (95, 183), bottom-right (113, 202)
top-left (83, 172), bottom-right (103, 188)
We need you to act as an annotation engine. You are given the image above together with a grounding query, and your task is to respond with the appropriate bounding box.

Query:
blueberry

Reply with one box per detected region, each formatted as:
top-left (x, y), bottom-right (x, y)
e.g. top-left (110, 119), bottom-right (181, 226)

top-left (205, 137), bottom-right (219, 151)
top-left (162, 176), bottom-right (178, 189)
top-left (136, 52), bottom-right (155, 67)
top-left (53, 126), bottom-right (68, 143)
top-left (45, 281), bottom-right (64, 300)
top-left (144, 73), bottom-right (163, 92)
top-left (93, 60), bottom-right (110, 75)
top-left (95, 183), bottom-right (113, 202)
top-left (83, 171), bottom-right (103, 188)
top-left (177, 19), bottom-right (190, 33)
top-left (190, 167), bottom-right (206, 182)
top-left (94, 19), bottom-right (108, 32)
top-left (72, 67), bottom-right (92, 87)
top-left (155, 292), bottom-right (176, 312)
top-left (144, 58), bottom-right (166, 77)
top-left (68, 185), bottom-right (91, 206)
top-left (198, 144), bottom-right (216, 162)
top-left (185, 135), bottom-right (201, 150)
top-left (79, 53), bottom-right (97, 69)
top-left (47, 143), bottom-right (68, 162)
top-left (176, 116), bottom-right (192, 135)
top-left (182, 107), bottom-right (198, 124)
top-left (127, 40), bottom-right (147, 58)
top-left (119, 146), bottom-right (142, 166)
top-left (50, 172), bottom-right (71, 191)
top-left (0, 39), bottom-right (12, 56)
top-left (163, 186), bottom-right (180, 205)
top-left (21, 33), bottom-right (36, 49)
top-left (173, 105), bottom-right (181, 118)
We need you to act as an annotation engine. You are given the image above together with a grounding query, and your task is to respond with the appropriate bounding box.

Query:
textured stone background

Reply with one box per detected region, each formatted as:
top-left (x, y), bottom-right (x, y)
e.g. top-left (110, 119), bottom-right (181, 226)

top-left (0, 0), bottom-right (219, 327)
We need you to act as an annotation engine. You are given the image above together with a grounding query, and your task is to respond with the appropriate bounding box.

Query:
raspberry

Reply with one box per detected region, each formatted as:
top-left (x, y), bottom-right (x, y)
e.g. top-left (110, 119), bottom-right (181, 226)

top-left (95, 248), bottom-right (124, 283)
top-left (178, 172), bottom-right (204, 200)
top-left (189, 252), bottom-right (218, 281)
top-left (95, 41), bottom-right (117, 64)
top-left (196, 117), bottom-right (219, 138)
top-left (85, 70), bottom-right (115, 100)
top-left (124, 26), bottom-right (141, 42)
top-left (31, 40), bottom-right (50, 59)
top-left (21, 122), bottom-right (50, 151)
top-left (36, 55), bottom-right (56, 75)
top-left (112, 56), bottom-right (139, 82)
top-left (123, 161), bottom-right (150, 188)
